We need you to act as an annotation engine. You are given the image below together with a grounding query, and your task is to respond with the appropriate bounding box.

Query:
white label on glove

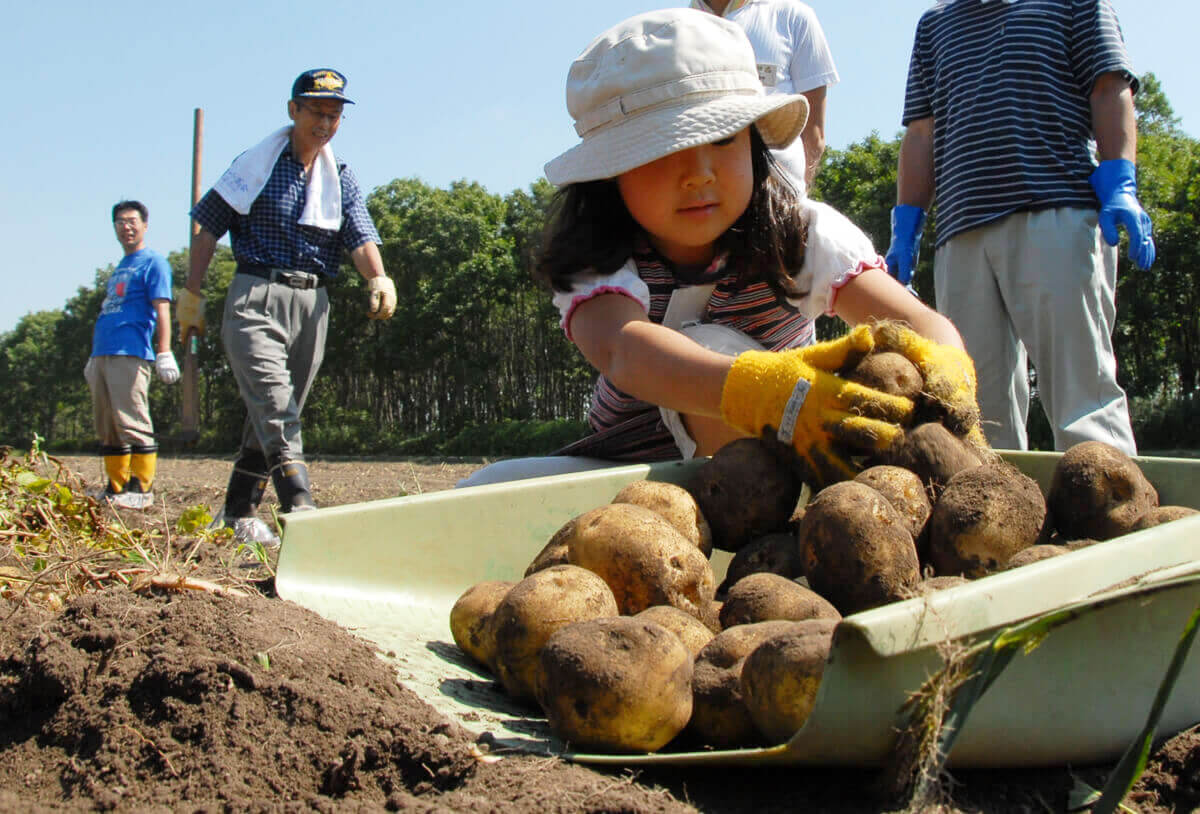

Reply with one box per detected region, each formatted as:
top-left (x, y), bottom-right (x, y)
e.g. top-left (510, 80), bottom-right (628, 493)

top-left (777, 378), bottom-right (811, 446)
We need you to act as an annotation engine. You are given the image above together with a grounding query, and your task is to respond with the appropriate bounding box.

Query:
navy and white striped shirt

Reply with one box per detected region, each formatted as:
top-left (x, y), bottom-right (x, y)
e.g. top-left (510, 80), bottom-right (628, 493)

top-left (901, 0), bottom-right (1136, 247)
top-left (192, 142), bottom-right (380, 277)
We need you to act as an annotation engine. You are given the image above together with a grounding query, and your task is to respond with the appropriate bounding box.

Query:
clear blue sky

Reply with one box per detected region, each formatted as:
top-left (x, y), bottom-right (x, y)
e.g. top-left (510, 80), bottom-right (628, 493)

top-left (3, 1), bottom-right (1194, 335)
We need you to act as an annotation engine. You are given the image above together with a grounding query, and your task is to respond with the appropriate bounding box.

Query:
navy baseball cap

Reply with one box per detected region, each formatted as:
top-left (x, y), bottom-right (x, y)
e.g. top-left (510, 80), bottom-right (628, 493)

top-left (291, 69), bottom-right (355, 104)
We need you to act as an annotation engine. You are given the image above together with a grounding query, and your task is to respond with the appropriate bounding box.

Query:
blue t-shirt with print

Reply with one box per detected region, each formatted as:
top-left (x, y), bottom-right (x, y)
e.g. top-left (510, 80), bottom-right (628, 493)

top-left (90, 249), bottom-right (174, 361)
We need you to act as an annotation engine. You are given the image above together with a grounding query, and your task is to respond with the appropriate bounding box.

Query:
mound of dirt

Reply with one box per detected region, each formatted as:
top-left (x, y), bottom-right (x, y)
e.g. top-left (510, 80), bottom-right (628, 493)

top-left (0, 454), bottom-right (1196, 812)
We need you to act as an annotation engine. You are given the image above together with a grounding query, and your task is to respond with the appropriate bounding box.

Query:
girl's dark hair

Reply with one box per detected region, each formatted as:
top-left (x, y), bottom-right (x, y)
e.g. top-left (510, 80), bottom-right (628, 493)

top-left (535, 126), bottom-right (808, 300)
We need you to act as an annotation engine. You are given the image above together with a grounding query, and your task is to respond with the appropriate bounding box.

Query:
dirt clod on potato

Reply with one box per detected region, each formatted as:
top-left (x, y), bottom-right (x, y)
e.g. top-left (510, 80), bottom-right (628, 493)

top-left (1047, 441), bottom-right (1159, 541)
top-left (687, 438), bottom-right (803, 552)
top-left (799, 481), bottom-right (921, 615)
top-left (928, 462), bottom-right (1048, 578)
top-left (537, 616), bottom-right (693, 753)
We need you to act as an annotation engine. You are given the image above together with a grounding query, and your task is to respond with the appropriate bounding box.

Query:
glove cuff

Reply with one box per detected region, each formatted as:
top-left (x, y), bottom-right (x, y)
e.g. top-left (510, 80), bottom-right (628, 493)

top-left (1089, 158), bottom-right (1138, 199)
top-left (891, 204), bottom-right (926, 238)
top-left (720, 350), bottom-right (802, 438)
top-left (177, 289), bottom-right (206, 323)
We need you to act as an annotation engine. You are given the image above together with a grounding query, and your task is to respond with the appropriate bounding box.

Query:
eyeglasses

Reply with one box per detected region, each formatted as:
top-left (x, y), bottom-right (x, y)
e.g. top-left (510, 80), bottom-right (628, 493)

top-left (296, 102), bottom-right (346, 124)
top-left (114, 217), bottom-right (142, 226)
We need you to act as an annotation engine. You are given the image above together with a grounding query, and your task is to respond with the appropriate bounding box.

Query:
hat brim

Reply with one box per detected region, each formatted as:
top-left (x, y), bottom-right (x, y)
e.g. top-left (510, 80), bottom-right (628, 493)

top-left (295, 91), bottom-right (356, 105)
top-left (545, 92), bottom-right (808, 186)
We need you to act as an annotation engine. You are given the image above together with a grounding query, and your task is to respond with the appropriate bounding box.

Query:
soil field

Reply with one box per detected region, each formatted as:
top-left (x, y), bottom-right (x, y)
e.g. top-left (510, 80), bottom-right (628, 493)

top-left (0, 453), bottom-right (1196, 812)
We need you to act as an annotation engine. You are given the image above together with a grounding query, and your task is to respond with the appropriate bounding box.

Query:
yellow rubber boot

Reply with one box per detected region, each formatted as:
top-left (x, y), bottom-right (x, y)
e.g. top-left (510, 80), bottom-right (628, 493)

top-left (103, 453), bottom-right (131, 494)
top-left (130, 450), bottom-right (157, 494)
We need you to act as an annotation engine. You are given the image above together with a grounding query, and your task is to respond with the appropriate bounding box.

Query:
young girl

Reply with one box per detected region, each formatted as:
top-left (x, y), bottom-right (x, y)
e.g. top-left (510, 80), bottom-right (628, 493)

top-left (462, 8), bottom-right (979, 488)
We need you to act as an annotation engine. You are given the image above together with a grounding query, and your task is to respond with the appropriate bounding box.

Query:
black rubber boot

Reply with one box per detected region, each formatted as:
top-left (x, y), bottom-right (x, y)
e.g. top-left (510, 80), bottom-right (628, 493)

top-left (222, 449), bottom-right (270, 519)
top-left (270, 456), bottom-right (317, 513)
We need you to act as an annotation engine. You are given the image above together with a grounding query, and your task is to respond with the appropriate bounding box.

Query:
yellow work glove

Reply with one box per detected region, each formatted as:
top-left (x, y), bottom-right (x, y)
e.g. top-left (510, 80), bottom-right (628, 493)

top-left (870, 321), bottom-right (989, 451)
top-left (720, 328), bottom-right (915, 486)
top-left (367, 276), bottom-right (397, 320)
top-left (176, 289), bottom-right (206, 344)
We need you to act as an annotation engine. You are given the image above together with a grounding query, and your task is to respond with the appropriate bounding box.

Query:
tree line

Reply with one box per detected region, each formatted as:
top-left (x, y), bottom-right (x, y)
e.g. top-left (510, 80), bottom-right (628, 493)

top-left (2, 74), bottom-right (1196, 456)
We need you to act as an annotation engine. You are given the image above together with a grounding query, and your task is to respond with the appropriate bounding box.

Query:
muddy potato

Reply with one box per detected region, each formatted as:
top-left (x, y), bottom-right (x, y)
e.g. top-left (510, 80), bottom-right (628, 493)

top-left (1004, 545), bottom-right (1071, 570)
top-left (845, 350), bottom-right (924, 400)
top-left (565, 503), bottom-right (715, 618)
top-left (912, 575), bottom-right (970, 594)
top-left (740, 618), bottom-right (839, 744)
top-left (449, 580), bottom-right (515, 670)
top-left (929, 462), bottom-right (1048, 578)
top-left (879, 422), bottom-right (983, 498)
top-left (1048, 441), bottom-right (1159, 541)
top-left (635, 605), bottom-right (715, 658)
top-left (718, 573), bottom-right (840, 628)
top-left (1131, 505), bottom-right (1198, 531)
top-left (717, 532), bottom-right (804, 596)
top-left (490, 565), bottom-right (619, 702)
top-left (524, 516), bottom-right (576, 577)
top-left (799, 481), bottom-right (921, 615)
top-left (613, 480), bottom-right (713, 557)
top-left (854, 465), bottom-right (932, 547)
top-left (537, 616), bottom-right (693, 753)
top-left (687, 438), bottom-right (804, 552)
top-left (688, 620), bottom-right (800, 748)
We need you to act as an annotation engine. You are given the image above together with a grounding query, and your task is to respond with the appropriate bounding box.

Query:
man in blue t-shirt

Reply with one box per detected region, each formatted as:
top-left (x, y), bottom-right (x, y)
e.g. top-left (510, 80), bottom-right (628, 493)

top-left (885, 0), bottom-right (1153, 455)
top-left (85, 200), bottom-right (179, 508)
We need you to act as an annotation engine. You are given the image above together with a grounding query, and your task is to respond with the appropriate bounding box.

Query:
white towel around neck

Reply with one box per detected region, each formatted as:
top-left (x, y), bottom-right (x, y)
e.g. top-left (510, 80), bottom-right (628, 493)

top-left (212, 125), bottom-right (343, 231)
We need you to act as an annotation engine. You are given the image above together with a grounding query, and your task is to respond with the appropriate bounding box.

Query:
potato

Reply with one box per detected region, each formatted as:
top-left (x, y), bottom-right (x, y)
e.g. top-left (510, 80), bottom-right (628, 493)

top-left (718, 573), bottom-right (840, 628)
top-left (687, 438), bottom-right (804, 552)
top-left (1131, 505), bottom-right (1198, 531)
top-left (878, 422), bottom-right (982, 498)
top-left (928, 462), bottom-right (1048, 578)
top-left (688, 620), bottom-right (800, 748)
top-left (564, 503), bottom-right (715, 618)
top-left (1004, 544), bottom-right (1071, 570)
top-left (612, 480), bottom-right (713, 557)
top-left (1048, 441), bottom-right (1159, 541)
top-left (799, 481), bottom-right (921, 615)
top-left (740, 618), bottom-right (839, 744)
top-left (634, 605), bottom-right (715, 658)
top-left (490, 565), bottom-right (619, 702)
top-left (845, 350), bottom-right (924, 400)
top-left (524, 516), bottom-right (575, 577)
top-left (537, 616), bottom-right (693, 753)
top-left (912, 575), bottom-right (970, 594)
top-left (717, 531), bottom-right (804, 596)
top-left (854, 465), bottom-right (932, 549)
top-left (449, 580), bottom-right (515, 670)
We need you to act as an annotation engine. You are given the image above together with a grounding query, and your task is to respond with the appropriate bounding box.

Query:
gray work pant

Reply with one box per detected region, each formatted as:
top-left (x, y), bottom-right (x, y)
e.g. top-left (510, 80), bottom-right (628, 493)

top-left (221, 274), bottom-right (329, 462)
top-left (934, 207), bottom-right (1136, 455)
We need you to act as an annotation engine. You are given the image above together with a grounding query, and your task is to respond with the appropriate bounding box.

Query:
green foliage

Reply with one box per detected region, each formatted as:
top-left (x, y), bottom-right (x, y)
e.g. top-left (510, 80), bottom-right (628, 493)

top-left (440, 419), bottom-right (588, 457)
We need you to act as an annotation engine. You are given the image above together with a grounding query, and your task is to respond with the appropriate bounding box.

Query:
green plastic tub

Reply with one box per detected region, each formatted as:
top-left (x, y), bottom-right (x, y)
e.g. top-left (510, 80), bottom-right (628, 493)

top-left (275, 451), bottom-right (1200, 768)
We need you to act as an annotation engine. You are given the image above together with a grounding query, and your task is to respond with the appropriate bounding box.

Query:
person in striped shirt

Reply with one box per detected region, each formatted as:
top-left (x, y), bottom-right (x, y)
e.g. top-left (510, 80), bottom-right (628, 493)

top-left (886, 0), bottom-right (1154, 455)
top-left (460, 9), bottom-right (979, 488)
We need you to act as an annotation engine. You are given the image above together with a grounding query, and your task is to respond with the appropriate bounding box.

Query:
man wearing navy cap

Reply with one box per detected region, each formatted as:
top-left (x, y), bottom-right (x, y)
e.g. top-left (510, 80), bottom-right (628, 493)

top-left (180, 68), bottom-right (396, 543)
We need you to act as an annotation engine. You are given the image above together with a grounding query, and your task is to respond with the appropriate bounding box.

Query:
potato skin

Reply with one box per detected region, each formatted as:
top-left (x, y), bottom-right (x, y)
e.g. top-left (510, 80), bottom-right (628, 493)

top-left (799, 481), bottom-right (921, 616)
top-left (718, 532), bottom-right (804, 596)
top-left (854, 465), bottom-right (932, 547)
top-left (687, 438), bottom-right (803, 552)
top-left (879, 422), bottom-right (982, 498)
top-left (634, 605), bottom-right (715, 658)
top-left (1131, 505), bottom-right (1199, 531)
top-left (612, 480), bottom-right (713, 557)
top-left (449, 580), bottom-right (515, 670)
top-left (929, 462), bottom-right (1048, 578)
top-left (846, 350), bottom-right (924, 400)
top-left (688, 620), bottom-right (800, 748)
top-left (537, 617), bottom-right (693, 753)
top-left (718, 573), bottom-right (840, 628)
top-left (740, 618), bottom-right (839, 744)
top-left (525, 516), bottom-right (575, 577)
top-left (490, 565), bottom-right (619, 703)
top-left (565, 503), bottom-right (715, 619)
top-left (1004, 545), bottom-right (1071, 570)
top-left (1048, 441), bottom-right (1159, 541)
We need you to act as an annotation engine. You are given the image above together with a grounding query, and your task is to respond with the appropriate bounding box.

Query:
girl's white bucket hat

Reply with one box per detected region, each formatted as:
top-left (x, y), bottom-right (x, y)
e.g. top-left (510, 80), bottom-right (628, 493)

top-left (544, 8), bottom-right (810, 187)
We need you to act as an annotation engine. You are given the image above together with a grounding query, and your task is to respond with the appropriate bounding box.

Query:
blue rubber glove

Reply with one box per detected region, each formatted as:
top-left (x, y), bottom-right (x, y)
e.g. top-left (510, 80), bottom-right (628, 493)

top-left (884, 205), bottom-right (926, 286)
top-left (1089, 159), bottom-right (1155, 270)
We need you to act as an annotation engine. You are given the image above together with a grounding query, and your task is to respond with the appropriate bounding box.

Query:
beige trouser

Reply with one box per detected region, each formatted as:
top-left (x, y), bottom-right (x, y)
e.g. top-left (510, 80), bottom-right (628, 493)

top-left (84, 355), bottom-right (154, 448)
top-left (221, 274), bottom-right (329, 462)
top-left (934, 207), bottom-right (1136, 455)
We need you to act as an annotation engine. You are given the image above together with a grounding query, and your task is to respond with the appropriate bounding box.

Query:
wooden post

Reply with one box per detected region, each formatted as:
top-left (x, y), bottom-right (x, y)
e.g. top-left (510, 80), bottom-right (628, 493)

top-left (180, 108), bottom-right (204, 442)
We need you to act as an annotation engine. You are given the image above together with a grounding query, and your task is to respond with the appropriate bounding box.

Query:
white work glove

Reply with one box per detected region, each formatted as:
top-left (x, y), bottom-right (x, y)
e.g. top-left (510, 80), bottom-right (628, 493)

top-left (155, 351), bottom-right (180, 384)
top-left (367, 276), bottom-right (397, 320)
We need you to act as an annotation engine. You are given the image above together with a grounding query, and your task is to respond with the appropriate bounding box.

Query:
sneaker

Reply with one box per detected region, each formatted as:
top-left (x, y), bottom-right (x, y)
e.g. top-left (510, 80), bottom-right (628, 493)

top-left (108, 490), bottom-right (154, 510)
top-left (209, 515), bottom-right (281, 547)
